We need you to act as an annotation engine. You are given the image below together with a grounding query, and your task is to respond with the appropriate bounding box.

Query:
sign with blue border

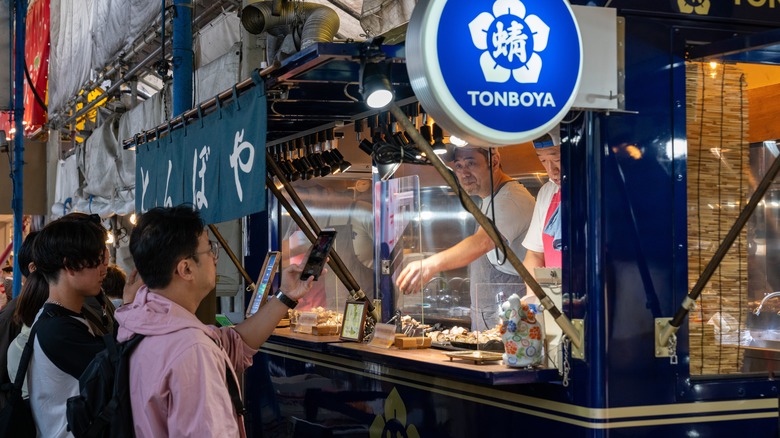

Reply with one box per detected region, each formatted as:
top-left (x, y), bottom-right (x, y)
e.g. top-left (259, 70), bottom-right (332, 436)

top-left (406, 0), bottom-right (583, 145)
top-left (135, 79), bottom-right (267, 224)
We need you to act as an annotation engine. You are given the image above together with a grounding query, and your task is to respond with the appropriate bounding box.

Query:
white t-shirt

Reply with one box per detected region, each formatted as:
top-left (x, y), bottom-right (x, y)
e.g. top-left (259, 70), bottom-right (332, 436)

top-left (7, 323), bottom-right (31, 399)
top-left (523, 181), bottom-right (560, 254)
top-left (480, 181), bottom-right (536, 275)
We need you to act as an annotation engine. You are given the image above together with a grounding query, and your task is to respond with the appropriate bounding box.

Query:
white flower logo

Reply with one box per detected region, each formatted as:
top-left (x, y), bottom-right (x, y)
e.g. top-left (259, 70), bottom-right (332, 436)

top-left (677, 0), bottom-right (710, 15)
top-left (469, 0), bottom-right (550, 84)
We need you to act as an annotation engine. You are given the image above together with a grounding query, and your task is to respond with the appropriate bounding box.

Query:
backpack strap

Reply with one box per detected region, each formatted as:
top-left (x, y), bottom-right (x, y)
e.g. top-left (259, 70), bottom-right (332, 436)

top-left (9, 306), bottom-right (70, 394)
top-left (224, 362), bottom-right (246, 416)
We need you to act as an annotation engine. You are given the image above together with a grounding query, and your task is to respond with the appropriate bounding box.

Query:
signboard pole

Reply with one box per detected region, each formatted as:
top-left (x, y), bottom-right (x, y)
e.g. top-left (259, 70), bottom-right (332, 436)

top-left (387, 103), bottom-right (583, 351)
top-left (11, 0), bottom-right (26, 299)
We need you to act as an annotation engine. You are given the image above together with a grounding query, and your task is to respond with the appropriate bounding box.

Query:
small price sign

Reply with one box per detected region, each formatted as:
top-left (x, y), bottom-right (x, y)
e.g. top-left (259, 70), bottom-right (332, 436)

top-left (369, 323), bottom-right (397, 349)
top-left (295, 312), bottom-right (317, 334)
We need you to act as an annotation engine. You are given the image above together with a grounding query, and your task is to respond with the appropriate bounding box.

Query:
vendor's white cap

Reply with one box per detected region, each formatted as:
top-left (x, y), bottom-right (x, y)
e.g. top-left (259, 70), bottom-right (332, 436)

top-left (533, 125), bottom-right (561, 149)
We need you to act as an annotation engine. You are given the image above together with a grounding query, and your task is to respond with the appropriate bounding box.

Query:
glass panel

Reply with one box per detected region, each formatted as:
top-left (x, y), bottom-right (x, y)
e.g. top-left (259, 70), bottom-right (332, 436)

top-left (686, 61), bottom-right (780, 375)
top-left (374, 175), bottom-right (425, 323)
top-left (278, 179), bottom-right (375, 314)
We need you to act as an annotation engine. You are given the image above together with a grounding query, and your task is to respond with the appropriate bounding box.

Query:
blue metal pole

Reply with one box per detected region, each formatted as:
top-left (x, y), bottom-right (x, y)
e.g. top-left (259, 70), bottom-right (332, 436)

top-left (172, 0), bottom-right (192, 116)
top-left (11, 0), bottom-right (26, 298)
top-left (584, 112), bottom-right (607, 437)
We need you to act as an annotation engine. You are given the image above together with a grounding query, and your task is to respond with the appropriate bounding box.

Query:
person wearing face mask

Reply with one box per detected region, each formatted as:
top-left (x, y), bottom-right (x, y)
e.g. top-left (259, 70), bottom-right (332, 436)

top-left (395, 145), bottom-right (536, 331)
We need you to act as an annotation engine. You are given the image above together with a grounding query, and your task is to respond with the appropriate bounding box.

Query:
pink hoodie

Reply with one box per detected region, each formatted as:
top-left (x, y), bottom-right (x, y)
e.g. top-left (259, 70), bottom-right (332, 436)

top-left (115, 287), bottom-right (256, 438)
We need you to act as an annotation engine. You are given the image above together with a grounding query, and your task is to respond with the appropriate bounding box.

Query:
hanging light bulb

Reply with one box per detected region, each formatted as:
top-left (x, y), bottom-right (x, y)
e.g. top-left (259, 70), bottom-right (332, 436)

top-left (129, 213), bottom-right (137, 225)
top-left (106, 231), bottom-right (115, 245)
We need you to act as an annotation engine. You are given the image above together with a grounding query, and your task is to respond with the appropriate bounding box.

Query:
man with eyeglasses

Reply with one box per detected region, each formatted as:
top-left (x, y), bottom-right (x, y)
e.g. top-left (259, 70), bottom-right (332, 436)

top-left (395, 145), bottom-right (535, 331)
top-left (115, 206), bottom-right (316, 437)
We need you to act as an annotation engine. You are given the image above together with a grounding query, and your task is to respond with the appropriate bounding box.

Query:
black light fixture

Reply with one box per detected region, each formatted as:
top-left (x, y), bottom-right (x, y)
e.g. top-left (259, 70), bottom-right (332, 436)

top-left (431, 123), bottom-right (447, 156)
top-left (358, 37), bottom-right (394, 109)
top-left (376, 161), bottom-right (400, 181)
top-left (332, 148), bottom-right (352, 173)
top-left (360, 63), bottom-right (394, 109)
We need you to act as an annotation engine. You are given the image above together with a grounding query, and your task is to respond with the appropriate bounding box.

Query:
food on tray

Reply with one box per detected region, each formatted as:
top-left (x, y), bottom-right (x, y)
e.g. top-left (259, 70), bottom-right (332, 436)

top-left (427, 325), bottom-right (502, 345)
top-left (288, 307), bottom-right (343, 335)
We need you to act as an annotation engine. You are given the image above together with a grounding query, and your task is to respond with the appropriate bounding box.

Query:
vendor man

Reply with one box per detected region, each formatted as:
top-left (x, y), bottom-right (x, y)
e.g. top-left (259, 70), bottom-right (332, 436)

top-left (395, 145), bottom-right (536, 331)
top-left (522, 127), bottom-right (562, 273)
top-left (522, 126), bottom-right (563, 365)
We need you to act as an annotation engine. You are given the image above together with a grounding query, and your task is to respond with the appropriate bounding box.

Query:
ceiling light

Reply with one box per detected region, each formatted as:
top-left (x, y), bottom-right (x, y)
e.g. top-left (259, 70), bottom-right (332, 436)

top-left (360, 63), bottom-right (394, 109)
top-left (449, 135), bottom-right (468, 147)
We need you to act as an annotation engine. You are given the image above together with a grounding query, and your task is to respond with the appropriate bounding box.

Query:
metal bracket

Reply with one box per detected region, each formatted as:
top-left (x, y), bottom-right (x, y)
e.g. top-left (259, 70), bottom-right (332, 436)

top-left (655, 317), bottom-right (673, 358)
top-left (381, 259), bottom-right (391, 275)
top-left (570, 319), bottom-right (585, 360)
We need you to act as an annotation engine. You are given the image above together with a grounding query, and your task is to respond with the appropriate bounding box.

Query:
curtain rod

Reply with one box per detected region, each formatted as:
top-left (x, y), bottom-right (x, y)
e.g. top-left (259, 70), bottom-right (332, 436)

top-left (122, 62), bottom-right (280, 149)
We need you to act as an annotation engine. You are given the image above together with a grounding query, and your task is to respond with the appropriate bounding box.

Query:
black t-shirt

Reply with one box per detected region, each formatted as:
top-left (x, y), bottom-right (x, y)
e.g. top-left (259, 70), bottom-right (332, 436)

top-left (35, 303), bottom-right (104, 378)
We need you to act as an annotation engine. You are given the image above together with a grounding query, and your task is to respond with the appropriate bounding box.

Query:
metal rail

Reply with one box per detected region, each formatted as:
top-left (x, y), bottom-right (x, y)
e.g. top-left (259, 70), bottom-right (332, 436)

top-left (51, 0), bottom-right (236, 128)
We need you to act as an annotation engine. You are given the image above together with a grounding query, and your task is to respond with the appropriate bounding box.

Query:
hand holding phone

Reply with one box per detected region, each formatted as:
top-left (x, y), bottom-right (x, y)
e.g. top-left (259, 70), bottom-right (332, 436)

top-left (300, 229), bottom-right (337, 281)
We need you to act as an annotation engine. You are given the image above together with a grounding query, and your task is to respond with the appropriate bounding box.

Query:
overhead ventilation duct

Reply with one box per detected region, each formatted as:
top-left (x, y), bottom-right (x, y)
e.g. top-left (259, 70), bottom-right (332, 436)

top-left (242, 1), bottom-right (340, 61)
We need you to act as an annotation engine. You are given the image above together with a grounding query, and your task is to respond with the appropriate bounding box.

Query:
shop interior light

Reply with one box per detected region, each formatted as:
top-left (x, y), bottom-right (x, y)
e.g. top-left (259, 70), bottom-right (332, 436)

top-left (129, 213), bottom-right (137, 225)
top-left (449, 135), bottom-right (468, 147)
top-left (431, 123), bottom-right (448, 156)
top-left (360, 63), bottom-right (394, 109)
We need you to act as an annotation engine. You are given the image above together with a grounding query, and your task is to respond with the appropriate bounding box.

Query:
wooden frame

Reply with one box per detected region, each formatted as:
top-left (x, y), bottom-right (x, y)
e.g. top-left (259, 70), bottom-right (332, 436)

top-left (245, 251), bottom-right (281, 318)
top-left (340, 300), bottom-right (368, 342)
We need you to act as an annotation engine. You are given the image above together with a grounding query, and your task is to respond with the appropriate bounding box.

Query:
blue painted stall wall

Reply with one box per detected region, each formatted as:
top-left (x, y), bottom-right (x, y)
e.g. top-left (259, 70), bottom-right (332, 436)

top-left (598, 15), bottom-right (682, 407)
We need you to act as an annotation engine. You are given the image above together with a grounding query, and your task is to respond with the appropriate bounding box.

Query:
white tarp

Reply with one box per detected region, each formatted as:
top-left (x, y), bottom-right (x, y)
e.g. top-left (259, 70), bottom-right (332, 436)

top-left (52, 153), bottom-right (79, 217)
top-left (360, 0), bottom-right (416, 37)
top-left (50, 0), bottom-right (159, 114)
top-left (194, 42), bottom-right (241, 104)
top-left (194, 12), bottom-right (241, 68)
top-left (81, 114), bottom-right (122, 199)
top-left (117, 86), bottom-right (170, 144)
top-left (0, 0), bottom-right (11, 109)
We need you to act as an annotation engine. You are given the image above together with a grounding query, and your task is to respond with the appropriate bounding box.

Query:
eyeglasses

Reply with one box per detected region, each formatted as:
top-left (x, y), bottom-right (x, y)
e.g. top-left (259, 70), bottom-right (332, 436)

top-left (190, 240), bottom-right (220, 262)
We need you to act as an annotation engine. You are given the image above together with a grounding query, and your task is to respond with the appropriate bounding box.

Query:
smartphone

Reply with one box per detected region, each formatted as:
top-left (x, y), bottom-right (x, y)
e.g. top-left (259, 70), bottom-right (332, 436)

top-left (300, 229), bottom-right (338, 281)
top-left (245, 251), bottom-right (281, 318)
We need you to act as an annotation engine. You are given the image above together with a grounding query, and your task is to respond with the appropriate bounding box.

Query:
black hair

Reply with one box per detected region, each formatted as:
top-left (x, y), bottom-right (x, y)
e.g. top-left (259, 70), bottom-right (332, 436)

top-left (102, 264), bottom-right (127, 299)
top-left (129, 206), bottom-right (204, 289)
top-left (17, 230), bottom-right (39, 278)
top-left (13, 270), bottom-right (49, 327)
top-left (33, 213), bottom-right (107, 284)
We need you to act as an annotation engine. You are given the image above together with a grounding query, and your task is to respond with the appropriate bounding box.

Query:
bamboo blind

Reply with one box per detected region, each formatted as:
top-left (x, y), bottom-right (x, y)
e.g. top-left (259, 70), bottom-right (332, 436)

top-left (686, 62), bottom-right (750, 375)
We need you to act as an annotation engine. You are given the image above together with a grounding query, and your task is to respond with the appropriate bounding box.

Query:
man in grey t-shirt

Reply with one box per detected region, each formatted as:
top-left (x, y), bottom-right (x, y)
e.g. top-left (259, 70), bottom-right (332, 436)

top-left (395, 146), bottom-right (535, 330)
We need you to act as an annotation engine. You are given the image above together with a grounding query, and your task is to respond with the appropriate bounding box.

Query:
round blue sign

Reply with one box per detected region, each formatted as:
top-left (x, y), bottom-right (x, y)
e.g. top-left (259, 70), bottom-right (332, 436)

top-left (407, 0), bottom-right (583, 146)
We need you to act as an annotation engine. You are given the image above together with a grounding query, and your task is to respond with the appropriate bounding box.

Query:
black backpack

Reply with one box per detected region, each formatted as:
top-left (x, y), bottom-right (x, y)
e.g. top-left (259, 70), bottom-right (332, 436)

top-left (66, 333), bottom-right (145, 438)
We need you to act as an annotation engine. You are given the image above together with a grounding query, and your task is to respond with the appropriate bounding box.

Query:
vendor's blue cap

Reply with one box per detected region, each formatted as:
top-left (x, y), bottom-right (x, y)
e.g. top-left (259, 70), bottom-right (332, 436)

top-left (533, 126), bottom-right (561, 149)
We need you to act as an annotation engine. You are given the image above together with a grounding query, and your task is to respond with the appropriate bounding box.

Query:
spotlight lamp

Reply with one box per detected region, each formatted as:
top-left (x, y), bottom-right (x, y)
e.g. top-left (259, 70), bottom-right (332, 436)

top-left (431, 123), bottom-right (447, 156)
top-left (360, 62), bottom-right (394, 109)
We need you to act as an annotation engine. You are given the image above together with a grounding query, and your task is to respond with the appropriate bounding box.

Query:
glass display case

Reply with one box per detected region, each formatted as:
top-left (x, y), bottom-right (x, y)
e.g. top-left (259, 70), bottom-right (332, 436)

top-left (745, 141), bottom-right (780, 372)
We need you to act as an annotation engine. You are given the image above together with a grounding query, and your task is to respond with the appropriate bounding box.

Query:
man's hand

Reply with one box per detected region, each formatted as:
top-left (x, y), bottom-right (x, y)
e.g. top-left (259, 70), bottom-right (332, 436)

top-left (122, 268), bottom-right (144, 305)
top-left (279, 247), bottom-right (318, 301)
top-left (395, 258), bottom-right (435, 295)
